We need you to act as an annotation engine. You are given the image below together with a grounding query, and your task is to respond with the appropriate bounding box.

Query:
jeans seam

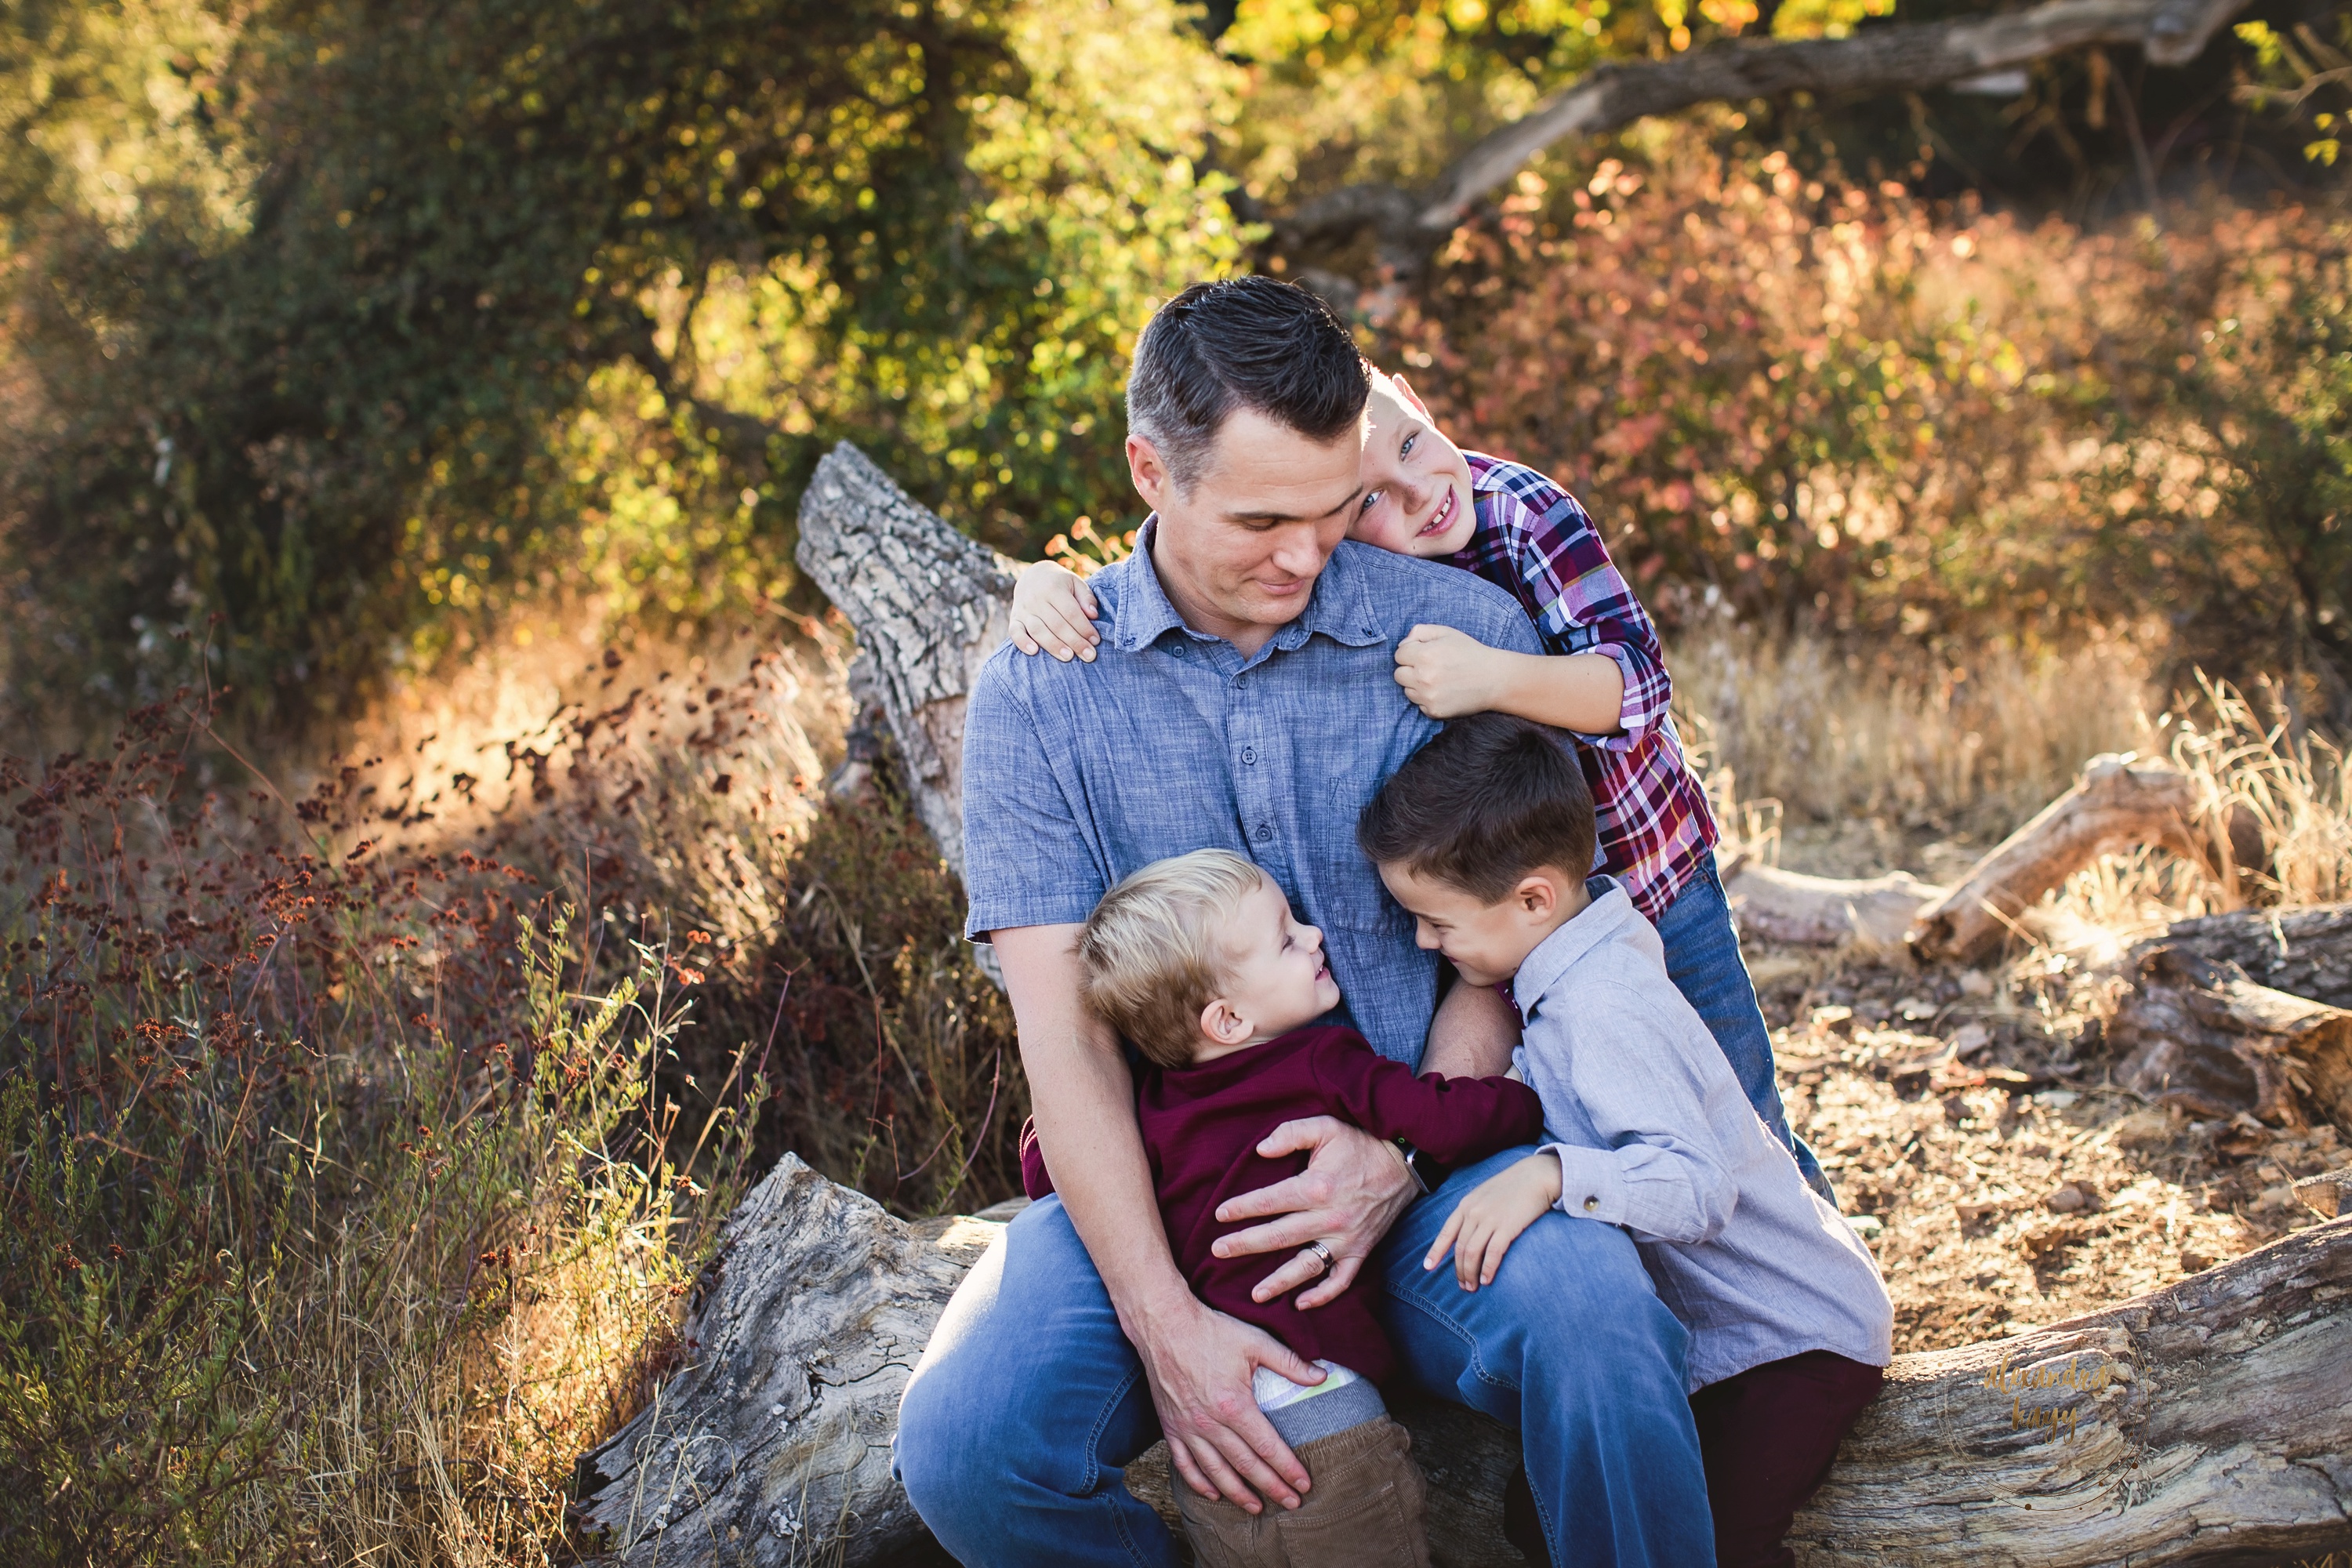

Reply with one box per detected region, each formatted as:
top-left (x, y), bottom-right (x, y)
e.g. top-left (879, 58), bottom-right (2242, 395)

top-left (1383, 1285), bottom-right (1522, 1399)
top-left (1091, 1361), bottom-right (1163, 1566)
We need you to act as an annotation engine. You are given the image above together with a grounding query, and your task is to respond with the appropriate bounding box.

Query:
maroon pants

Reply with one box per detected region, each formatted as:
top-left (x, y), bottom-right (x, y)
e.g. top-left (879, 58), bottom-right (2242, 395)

top-left (1687, 1351), bottom-right (1884, 1568)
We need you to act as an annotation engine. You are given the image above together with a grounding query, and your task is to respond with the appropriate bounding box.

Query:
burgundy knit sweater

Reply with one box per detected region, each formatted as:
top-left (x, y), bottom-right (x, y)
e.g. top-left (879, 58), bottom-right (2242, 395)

top-left (1022, 1025), bottom-right (1544, 1384)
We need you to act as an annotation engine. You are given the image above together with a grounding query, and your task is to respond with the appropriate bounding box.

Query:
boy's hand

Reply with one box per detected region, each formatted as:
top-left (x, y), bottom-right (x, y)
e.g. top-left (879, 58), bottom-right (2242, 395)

top-left (1423, 1152), bottom-right (1562, 1291)
top-left (1010, 560), bottom-right (1101, 662)
top-left (1393, 624), bottom-right (1507, 719)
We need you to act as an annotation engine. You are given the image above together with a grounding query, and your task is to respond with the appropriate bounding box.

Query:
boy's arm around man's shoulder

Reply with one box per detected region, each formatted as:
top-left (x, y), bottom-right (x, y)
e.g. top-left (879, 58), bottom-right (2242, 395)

top-left (1305, 1029), bottom-right (1546, 1168)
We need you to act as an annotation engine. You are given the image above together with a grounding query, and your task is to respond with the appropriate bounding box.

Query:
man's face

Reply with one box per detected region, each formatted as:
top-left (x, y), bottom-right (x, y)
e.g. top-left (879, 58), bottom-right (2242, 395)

top-left (1128, 405), bottom-right (1366, 646)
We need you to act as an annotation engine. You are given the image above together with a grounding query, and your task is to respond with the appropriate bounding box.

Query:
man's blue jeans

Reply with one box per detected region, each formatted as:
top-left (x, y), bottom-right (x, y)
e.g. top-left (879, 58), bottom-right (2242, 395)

top-left (1652, 858), bottom-right (1831, 1200)
top-left (895, 1146), bottom-right (1712, 1567)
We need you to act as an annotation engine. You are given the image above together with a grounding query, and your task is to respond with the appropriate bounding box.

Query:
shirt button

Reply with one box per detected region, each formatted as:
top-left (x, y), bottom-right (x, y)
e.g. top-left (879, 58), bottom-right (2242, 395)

top-left (1255, 822), bottom-right (1272, 843)
top-left (1582, 1196), bottom-right (1599, 1212)
top-left (1241, 747), bottom-right (1256, 765)
top-left (1168, 644), bottom-right (1185, 657)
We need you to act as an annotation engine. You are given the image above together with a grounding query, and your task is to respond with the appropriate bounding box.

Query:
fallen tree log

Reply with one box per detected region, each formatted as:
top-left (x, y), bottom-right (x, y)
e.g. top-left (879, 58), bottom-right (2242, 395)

top-left (2136, 905), bottom-right (2352, 1013)
top-left (794, 442), bottom-right (1017, 887)
top-left (575, 1159), bottom-right (2352, 1566)
top-left (1719, 858), bottom-right (1949, 951)
top-left (1907, 754), bottom-right (2264, 965)
top-left (2110, 946), bottom-right (2352, 1130)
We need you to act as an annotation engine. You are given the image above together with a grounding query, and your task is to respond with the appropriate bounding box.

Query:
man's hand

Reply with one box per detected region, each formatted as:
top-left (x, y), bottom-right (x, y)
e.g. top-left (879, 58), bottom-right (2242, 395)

top-left (1131, 1293), bottom-right (1322, 1512)
top-left (1392, 623), bottom-right (1508, 719)
top-left (1212, 1117), bottom-right (1418, 1310)
top-left (1425, 1152), bottom-right (1562, 1291)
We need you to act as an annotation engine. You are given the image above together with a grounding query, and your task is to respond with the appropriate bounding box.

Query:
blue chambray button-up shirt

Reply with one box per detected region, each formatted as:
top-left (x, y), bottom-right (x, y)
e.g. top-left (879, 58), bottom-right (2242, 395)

top-left (960, 524), bottom-right (1541, 1067)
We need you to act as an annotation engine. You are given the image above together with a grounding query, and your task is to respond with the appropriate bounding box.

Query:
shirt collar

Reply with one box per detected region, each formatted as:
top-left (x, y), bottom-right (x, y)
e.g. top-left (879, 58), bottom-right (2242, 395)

top-left (1509, 876), bottom-right (1632, 1024)
top-left (1464, 449), bottom-right (1514, 495)
top-left (1105, 521), bottom-right (1389, 655)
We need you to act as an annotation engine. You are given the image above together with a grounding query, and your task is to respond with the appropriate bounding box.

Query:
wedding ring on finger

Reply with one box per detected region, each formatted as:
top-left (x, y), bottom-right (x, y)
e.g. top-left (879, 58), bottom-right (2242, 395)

top-left (1304, 1239), bottom-right (1336, 1274)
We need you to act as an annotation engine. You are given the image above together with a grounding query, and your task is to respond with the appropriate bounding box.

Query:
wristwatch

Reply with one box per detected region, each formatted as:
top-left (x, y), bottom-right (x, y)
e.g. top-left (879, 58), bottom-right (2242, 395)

top-left (1393, 1138), bottom-right (1448, 1196)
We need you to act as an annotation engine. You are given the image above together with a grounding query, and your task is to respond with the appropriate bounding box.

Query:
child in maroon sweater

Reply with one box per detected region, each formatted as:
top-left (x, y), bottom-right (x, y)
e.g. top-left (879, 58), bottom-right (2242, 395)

top-left (1027, 847), bottom-right (1543, 1568)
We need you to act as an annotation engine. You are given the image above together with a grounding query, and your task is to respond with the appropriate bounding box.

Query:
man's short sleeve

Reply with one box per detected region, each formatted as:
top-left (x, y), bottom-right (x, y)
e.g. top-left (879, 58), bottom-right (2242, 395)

top-left (960, 658), bottom-right (1107, 939)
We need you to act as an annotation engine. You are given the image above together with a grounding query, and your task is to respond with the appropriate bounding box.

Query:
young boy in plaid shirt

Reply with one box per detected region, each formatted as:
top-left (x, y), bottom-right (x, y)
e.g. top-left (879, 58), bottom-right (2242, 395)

top-left (1010, 369), bottom-right (1828, 1198)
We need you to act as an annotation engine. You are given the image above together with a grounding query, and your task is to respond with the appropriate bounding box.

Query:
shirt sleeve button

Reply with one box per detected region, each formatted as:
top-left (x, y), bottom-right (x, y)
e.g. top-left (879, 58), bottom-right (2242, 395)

top-left (1582, 1196), bottom-right (1599, 1212)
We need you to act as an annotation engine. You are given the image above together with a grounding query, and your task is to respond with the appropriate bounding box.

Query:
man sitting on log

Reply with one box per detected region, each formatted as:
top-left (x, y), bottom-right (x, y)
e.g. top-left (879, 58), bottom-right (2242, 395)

top-left (895, 275), bottom-right (1715, 1567)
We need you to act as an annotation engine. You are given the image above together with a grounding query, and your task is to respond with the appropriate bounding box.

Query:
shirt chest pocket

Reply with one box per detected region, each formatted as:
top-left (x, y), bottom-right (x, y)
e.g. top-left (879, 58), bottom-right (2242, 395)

top-left (1310, 773), bottom-right (1414, 936)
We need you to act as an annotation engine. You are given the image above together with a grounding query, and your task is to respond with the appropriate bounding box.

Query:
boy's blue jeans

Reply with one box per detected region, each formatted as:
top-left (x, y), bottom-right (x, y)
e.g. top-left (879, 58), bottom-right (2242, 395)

top-left (896, 1147), bottom-right (1711, 1567)
top-left (1651, 858), bottom-right (1832, 1200)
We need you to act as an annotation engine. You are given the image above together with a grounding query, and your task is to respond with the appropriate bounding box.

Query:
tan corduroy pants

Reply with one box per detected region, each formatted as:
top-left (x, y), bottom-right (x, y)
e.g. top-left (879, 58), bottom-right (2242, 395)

top-left (1174, 1415), bottom-right (1432, 1568)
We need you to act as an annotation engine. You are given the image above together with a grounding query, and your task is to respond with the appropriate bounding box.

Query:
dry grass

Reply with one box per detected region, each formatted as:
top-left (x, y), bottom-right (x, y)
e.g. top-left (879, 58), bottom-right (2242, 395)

top-left (1672, 622), bottom-right (2158, 877)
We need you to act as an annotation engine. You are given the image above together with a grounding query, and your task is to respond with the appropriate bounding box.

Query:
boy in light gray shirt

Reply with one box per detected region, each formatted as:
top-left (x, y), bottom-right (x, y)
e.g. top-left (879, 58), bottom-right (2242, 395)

top-left (1359, 713), bottom-right (1893, 1568)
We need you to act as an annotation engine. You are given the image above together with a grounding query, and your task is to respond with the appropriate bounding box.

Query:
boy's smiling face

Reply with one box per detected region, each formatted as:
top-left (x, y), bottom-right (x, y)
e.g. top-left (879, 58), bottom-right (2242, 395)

top-left (1350, 372), bottom-right (1476, 559)
top-left (1374, 860), bottom-right (1584, 988)
top-left (1194, 876), bottom-right (1345, 1060)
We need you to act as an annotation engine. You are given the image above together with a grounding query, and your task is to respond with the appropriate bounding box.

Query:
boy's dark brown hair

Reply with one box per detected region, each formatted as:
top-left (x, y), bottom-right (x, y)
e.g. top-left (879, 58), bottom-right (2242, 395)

top-left (1356, 713), bottom-right (1596, 902)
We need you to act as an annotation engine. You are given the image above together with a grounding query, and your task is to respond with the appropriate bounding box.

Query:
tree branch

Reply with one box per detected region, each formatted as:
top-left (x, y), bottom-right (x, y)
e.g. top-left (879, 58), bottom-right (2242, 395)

top-left (1279, 0), bottom-right (2253, 272)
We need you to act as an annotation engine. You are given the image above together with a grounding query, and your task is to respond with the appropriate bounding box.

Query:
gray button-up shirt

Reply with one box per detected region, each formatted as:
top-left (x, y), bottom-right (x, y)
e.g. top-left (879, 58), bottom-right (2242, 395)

top-left (960, 526), bottom-right (1539, 1067)
top-left (1513, 880), bottom-right (1894, 1390)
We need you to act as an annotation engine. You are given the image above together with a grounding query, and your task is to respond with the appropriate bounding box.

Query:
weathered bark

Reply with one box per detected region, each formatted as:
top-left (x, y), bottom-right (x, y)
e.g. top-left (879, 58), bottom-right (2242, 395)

top-left (1279, 0), bottom-right (2252, 274)
top-left (2137, 905), bottom-right (2352, 1012)
top-left (2110, 945), bottom-right (2352, 1130)
top-left (1715, 755), bottom-right (2263, 958)
top-left (1908, 754), bottom-right (2263, 965)
top-left (1719, 857), bottom-right (1950, 951)
top-left (794, 442), bottom-right (1018, 887)
top-left (576, 1159), bottom-right (2352, 1567)
top-left (572, 1156), bottom-right (1001, 1564)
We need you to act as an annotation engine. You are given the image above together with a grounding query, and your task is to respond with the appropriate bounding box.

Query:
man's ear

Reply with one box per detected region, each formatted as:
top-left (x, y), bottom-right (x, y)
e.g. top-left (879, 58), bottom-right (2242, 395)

top-left (1127, 434), bottom-right (1170, 510)
top-left (1200, 996), bottom-right (1253, 1047)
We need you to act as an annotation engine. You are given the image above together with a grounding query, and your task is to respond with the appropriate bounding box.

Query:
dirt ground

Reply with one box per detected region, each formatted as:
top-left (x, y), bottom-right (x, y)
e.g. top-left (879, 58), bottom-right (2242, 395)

top-left (1750, 933), bottom-right (2347, 1355)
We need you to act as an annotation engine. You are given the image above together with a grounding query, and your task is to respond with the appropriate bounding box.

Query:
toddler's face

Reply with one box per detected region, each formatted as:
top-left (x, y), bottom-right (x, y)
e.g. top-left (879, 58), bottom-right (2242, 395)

top-left (1198, 877), bottom-right (1343, 1058)
top-left (1349, 372), bottom-right (1475, 560)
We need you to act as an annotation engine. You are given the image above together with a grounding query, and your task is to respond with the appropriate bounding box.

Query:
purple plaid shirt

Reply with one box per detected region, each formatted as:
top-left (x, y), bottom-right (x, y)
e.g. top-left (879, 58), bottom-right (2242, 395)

top-left (1449, 452), bottom-right (1717, 920)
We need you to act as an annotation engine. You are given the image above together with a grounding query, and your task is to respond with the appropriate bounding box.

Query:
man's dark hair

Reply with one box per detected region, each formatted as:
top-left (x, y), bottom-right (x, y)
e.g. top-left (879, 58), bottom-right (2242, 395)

top-left (1356, 713), bottom-right (1597, 902)
top-left (1126, 276), bottom-right (1370, 492)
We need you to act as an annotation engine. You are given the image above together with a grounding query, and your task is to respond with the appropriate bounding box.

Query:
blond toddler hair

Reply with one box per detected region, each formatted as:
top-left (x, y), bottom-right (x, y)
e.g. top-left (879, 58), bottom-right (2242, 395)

top-left (1076, 849), bottom-right (1265, 1069)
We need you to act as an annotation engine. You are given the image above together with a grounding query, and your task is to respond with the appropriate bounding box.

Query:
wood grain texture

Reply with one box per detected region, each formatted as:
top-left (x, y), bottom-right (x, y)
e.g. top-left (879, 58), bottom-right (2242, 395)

top-left (1719, 859), bottom-right (1949, 951)
top-left (572, 1156), bottom-right (997, 1565)
top-left (2111, 946), bottom-right (2352, 1127)
top-left (2143, 906), bottom-right (2352, 1013)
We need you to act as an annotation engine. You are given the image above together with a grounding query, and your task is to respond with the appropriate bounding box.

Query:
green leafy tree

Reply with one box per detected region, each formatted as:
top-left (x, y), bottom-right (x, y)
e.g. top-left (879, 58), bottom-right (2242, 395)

top-left (1, 0), bottom-right (1240, 725)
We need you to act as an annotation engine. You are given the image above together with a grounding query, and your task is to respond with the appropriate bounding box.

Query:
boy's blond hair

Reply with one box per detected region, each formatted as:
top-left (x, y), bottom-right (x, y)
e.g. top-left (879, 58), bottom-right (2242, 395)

top-left (1078, 849), bottom-right (1265, 1069)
